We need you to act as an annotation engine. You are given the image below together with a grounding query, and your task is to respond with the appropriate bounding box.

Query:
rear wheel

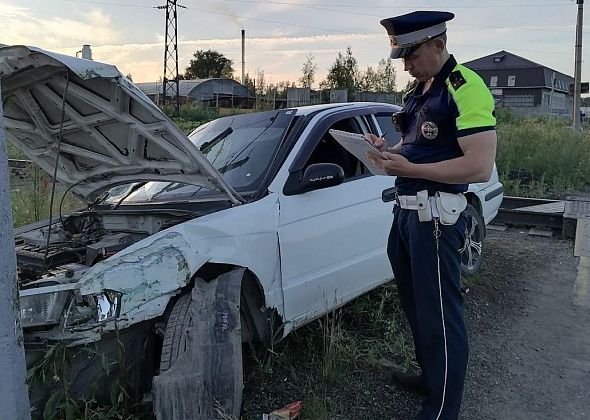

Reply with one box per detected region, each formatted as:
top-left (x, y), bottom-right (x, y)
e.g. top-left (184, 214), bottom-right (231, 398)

top-left (461, 203), bottom-right (485, 276)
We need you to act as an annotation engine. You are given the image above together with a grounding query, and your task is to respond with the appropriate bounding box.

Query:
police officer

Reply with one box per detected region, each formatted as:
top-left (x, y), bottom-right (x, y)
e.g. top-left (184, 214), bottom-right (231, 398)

top-left (366, 11), bottom-right (497, 420)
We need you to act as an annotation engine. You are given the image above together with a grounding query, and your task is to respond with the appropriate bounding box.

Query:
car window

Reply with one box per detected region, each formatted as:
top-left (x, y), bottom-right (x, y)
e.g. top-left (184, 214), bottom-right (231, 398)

top-left (375, 113), bottom-right (402, 147)
top-left (191, 110), bottom-right (295, 189)
top-left (104, 110), bottom-right (295, 204)
top-left (303, 117), bottom-right (370, 180)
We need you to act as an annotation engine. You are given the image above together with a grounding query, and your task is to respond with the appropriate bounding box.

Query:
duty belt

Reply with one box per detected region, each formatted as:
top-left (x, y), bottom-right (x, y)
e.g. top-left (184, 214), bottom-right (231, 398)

top-left (395, 194), bottom-right (441, 218)
top-left (394, 190), bottom-right (468, 224)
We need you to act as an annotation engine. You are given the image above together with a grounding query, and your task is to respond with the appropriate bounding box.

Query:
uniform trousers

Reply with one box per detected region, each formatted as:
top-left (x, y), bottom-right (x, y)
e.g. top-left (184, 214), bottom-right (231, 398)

top-left (388, 206), bottom-right (468, 420)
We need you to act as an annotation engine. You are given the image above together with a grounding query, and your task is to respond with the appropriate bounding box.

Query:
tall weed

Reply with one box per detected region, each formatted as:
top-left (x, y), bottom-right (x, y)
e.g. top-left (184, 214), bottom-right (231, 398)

top-left (496, 113), bottom-right (590, 197)
top-left (11, 166), bottom-right (82, 228)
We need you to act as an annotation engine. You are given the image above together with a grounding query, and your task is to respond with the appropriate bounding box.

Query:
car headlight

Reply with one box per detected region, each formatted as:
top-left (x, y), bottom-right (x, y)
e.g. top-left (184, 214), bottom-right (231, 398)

top-left (95, 291), bottom-right (121, 322)
top-left (20, 291), bottom-right (71, 329)
top-left (63, 290), bottom-right (122, 328)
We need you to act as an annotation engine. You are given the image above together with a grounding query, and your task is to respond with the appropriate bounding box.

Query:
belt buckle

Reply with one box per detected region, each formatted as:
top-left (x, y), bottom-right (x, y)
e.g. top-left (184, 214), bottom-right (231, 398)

top-left (394, 192), bottom-right (400, 207)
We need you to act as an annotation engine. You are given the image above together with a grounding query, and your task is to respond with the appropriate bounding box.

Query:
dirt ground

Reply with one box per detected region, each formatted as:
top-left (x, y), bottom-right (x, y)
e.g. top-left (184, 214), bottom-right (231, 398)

top-left (241, 229), bottom-right (590, 419)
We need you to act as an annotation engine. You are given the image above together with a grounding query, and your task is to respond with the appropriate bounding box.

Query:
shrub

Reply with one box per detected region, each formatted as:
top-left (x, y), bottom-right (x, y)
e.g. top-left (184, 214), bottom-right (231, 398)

top-left (496, 114), bottom-right (590, 198)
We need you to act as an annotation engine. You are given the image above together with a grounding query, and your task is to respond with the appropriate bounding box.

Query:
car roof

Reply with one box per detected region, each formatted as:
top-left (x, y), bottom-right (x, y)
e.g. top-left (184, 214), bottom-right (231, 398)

top-left (291, 102), bottom-right (399, 116)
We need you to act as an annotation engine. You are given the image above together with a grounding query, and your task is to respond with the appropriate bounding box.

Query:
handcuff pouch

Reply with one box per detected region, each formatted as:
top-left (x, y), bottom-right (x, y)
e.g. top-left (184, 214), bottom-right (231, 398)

top-left (434, 192), bottom-right (467, 225)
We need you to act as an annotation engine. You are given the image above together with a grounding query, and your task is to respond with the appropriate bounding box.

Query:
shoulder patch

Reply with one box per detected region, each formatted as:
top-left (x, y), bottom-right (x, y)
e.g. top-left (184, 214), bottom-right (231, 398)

top-left (449, 70), bottom-right (467, 91)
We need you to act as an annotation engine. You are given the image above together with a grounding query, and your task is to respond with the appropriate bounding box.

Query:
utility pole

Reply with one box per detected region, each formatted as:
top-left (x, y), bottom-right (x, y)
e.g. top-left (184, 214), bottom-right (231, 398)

top-left (0, 85), bottom-right (31, 419)
top-left (573, 0), bottom-right (584, 130)
top-left (155, 0), bottom-right (185, 116)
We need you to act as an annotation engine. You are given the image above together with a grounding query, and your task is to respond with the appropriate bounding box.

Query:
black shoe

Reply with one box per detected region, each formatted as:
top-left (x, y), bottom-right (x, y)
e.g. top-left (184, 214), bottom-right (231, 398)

top-left (391, 368), bottom-right (428, 396)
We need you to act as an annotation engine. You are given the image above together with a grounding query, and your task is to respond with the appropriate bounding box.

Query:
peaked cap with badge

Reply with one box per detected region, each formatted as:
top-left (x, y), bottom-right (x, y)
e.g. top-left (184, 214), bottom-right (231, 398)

top-left (380, 11), bottom-right (454, 59)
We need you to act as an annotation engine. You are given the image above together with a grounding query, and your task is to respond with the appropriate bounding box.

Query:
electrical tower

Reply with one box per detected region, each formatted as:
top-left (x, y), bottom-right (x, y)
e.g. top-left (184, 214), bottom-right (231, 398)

top-left (155, 0), bottom-right (185, 115)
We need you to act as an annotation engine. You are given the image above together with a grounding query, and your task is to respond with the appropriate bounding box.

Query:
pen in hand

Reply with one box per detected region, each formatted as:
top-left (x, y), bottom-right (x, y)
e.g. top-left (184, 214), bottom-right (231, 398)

top-left (367, 132), bottom-right (390, 161)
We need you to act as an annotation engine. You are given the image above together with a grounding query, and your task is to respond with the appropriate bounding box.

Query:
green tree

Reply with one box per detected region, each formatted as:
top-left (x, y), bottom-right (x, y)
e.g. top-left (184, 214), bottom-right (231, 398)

top-left (299, 53), bottom-right (317, 88)
top-left (359, 59), bottom-right (397, 93)
top-left (375, 58), bottom-right (397, 92)
top-left (256, 70), bottom-right (266, 97)
top-left (359, 65), bottom-right (379, 92)
top-left (320, 46), bottom-right (359, 93)
top-left (184, 49), bottom-right (234, 79)
top-left (242, 72), bottom-right (255, 94)
top-left (270, 80), bottom-right (296, 99)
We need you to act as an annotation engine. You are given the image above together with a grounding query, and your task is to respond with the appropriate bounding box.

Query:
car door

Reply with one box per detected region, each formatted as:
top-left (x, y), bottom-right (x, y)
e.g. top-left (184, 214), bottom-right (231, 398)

top-left (277, 109), bottom-right (396, 328)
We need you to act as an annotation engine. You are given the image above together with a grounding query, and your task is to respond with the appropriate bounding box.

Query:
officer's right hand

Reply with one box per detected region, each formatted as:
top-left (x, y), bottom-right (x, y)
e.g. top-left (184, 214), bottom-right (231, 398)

top-left (365, 133), bottom-right (388, 152)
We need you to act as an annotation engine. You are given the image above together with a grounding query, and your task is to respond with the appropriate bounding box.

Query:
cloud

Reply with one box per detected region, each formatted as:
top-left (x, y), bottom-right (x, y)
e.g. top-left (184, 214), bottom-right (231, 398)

top-left (0, 2), bottom-right (29, 18)
top-left (47, 32), bottom-right (385, 84)
top-left (0, 4), bottom-right (121, 49)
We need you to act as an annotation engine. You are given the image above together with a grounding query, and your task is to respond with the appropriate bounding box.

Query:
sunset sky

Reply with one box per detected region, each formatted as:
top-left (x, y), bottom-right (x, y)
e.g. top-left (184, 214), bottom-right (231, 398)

top-left (0, 0), bottom-right (587, 91)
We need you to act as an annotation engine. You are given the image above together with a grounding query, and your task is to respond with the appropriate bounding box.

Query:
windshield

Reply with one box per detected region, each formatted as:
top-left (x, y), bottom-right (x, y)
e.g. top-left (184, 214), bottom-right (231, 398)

top-left (105, 109), bottom-right (295, 204)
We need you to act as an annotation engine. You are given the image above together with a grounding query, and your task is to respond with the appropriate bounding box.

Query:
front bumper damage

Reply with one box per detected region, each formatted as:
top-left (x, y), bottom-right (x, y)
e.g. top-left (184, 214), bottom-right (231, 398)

top-left (22, 231), bottom-right (207, 345)
top-left (22, 231), bottom-right (208, 411)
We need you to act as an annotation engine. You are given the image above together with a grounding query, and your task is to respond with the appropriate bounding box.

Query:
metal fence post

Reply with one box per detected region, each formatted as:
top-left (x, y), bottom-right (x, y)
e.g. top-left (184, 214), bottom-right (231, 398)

top-left (0, 83), bottom-right (31, 419)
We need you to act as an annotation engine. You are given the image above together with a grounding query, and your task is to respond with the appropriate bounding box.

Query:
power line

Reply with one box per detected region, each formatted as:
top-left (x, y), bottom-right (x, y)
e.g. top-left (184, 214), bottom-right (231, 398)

top-left (59, 0), bottom-right (154, 8)
top-left (223, 0), bottom-right (572, 9)
top-left (180, 4), bottom-right (348, 33)
top-left (58, 0), bottom-right (350, 33)
top-left (58, 0), bottom-right (585, 35)
top-left (220, 0), bottom-right (584, 33)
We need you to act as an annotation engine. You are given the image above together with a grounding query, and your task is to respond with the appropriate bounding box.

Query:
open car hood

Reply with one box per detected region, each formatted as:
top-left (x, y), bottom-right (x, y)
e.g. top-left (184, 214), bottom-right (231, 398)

top-left (0, 45), bottom-right (244, 204)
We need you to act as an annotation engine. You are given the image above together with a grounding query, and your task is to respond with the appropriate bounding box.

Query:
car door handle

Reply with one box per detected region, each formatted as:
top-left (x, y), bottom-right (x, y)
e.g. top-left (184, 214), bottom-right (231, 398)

top-left (382, 187), bottom-right (398, 203)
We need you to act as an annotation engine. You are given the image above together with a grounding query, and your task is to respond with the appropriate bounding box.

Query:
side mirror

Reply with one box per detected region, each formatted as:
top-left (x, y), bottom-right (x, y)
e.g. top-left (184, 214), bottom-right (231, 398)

top-left (282, 163), bottom-right (345, 196)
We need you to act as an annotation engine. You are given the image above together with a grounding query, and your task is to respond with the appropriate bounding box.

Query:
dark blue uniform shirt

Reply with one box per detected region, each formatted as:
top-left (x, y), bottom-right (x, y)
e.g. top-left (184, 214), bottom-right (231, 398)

top-left (396, 55), bottom-right (496, 195)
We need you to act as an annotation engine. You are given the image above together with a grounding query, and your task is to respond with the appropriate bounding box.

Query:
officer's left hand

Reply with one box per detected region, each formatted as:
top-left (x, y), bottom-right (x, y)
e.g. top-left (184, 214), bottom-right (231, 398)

top-left (367, 151), bottom-right (413, 176)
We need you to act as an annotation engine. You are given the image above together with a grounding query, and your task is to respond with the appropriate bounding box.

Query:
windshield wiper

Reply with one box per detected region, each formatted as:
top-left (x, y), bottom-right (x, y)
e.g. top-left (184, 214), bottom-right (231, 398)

top-left (199, 127), bottom-right (233, 152)
top-left (112, 182), bottom-right (148, 210)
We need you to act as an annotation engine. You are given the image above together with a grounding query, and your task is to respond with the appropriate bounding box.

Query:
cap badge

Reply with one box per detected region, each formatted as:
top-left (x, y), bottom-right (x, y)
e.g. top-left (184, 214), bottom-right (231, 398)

top-left (421, 121), bottom-right (439, 140)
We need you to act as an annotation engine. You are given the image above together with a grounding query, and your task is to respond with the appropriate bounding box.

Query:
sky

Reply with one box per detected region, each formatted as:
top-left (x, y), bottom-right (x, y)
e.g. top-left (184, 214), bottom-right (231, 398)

top-left (0, 0), bottom-right (588, 91)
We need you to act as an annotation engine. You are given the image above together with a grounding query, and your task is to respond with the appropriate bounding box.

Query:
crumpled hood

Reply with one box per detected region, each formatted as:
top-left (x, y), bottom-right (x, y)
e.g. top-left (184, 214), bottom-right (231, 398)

top-left (0, 45), bottom-right (243, 204)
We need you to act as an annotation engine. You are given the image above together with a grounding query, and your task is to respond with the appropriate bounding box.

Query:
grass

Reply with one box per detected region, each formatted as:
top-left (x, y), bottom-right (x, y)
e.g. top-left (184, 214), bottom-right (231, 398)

top-left (162, 104), bottom-right (256, 135)
top-left (243, 281), bottom-right (415, 419)
top-left (495, 109), bottom-right (590, 198)
top-left (27, 331), bottom-right (149, 420)
top-left (10, 166), bottom-right (82, 228)
top-left (7, 142), bottom-right (27, 159)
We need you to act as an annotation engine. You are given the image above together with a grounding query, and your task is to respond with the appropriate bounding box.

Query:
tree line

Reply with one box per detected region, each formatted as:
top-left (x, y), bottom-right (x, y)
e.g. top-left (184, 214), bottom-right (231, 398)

top-left (180, 46), bottom-right (407, 99)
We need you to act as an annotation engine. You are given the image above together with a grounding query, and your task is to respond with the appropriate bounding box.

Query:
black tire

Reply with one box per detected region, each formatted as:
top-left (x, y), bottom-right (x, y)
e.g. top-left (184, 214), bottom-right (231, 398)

top-left (461, 203), bottom-right (486, 276)
top-left (159, 293), bottom-right (193, 372)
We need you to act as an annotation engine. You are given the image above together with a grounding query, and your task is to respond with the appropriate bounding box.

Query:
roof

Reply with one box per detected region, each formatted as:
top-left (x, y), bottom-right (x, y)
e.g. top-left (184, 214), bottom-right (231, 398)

top-left (463, 50), bottom-right (572, 80)
top-left (292, 102), bottom-right (399, 116)
top-left (136, 78), bottom-right (251, 97)
top-left (463, 50), bottom-right (573, 92)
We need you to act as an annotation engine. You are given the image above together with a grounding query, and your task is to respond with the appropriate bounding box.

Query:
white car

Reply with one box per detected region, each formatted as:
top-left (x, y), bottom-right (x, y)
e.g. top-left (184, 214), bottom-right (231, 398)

top-left (1, 46), bottom-right (503, 417)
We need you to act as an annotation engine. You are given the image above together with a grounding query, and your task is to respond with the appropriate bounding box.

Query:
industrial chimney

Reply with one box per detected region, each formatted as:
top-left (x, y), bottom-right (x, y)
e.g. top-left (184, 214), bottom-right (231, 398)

top-left (241, 29), bottom-right (245, 85)
top-left (81, 44), bottom-right (92, 60)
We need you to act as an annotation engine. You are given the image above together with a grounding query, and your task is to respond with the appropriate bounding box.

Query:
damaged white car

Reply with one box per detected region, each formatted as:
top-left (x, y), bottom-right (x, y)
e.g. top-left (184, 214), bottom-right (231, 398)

top-left (1, 46), bottom-right (503, 418)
